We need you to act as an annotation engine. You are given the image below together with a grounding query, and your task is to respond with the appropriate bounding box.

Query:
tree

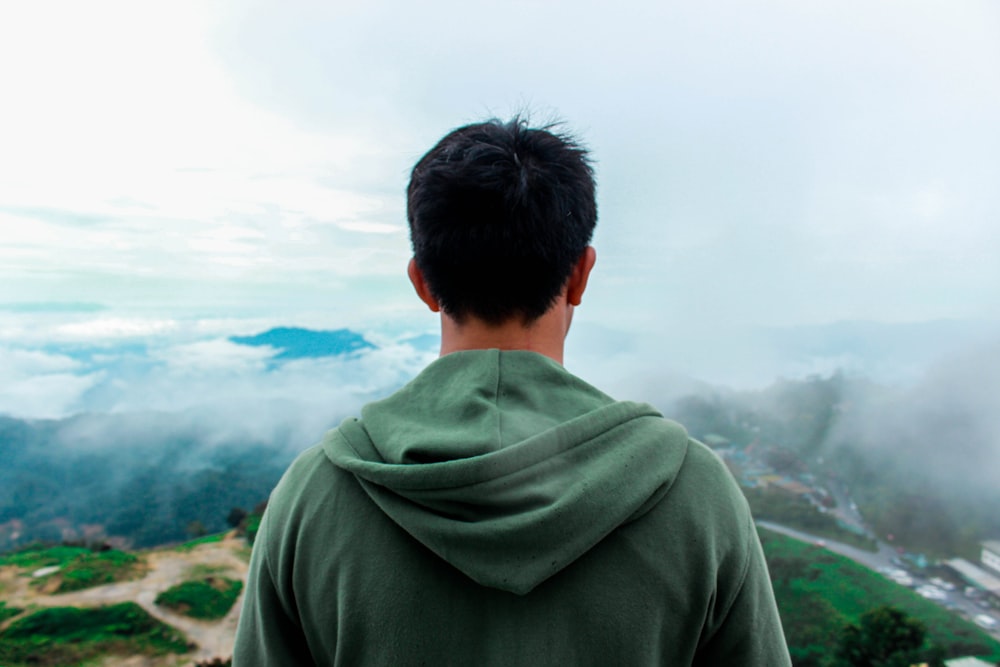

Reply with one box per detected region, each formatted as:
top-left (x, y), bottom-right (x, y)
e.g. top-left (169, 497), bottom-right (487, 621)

top-left (226, 507), bottom-right (247, 528)
top-left (832, 606), bottom-right (927, 667)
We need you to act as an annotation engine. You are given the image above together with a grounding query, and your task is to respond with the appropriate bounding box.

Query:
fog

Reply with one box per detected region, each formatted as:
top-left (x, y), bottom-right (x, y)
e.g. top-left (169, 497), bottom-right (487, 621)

top-left (2, 311), bottom-right (997, 469)
top-left (1, 303), bottom-right (998, 559)
top-left (823, 334), bottom-right (1000, 494)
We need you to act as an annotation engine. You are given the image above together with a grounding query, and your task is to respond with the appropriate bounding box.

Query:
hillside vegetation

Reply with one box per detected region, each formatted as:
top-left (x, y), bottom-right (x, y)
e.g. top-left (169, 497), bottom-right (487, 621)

top-left (0, 544), bottom-right (145, 594)
top-left (761, 528), bottom-right (1000, 666)
top-left (155, 577), bottom-right (243, 620)
top-left (3, 367), bottom-right (998, 560)
top-left (0, 532), bottom-right (249, 666)
top-left (0, 413), bottom-right (292, 552)
top-left (0, 602), bottom-right (189, 666)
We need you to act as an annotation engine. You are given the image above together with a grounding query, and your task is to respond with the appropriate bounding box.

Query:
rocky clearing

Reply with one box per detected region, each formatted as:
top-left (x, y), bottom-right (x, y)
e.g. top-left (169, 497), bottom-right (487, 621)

top-left (1, 534), bottom-right (250, 666)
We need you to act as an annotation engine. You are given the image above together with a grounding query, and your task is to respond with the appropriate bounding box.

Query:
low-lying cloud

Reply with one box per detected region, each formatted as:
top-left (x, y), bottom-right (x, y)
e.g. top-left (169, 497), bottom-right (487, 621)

top-left (0, 314), bottom-right (437, 455)
top-left (2, 311), bottom-right (996, 466)
top-left (824, 335), bottom-right (1000, 494)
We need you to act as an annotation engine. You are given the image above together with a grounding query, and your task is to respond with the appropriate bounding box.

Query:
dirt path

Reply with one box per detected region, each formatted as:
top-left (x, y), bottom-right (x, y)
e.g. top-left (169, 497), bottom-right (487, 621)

top-left (2, 535), bottom-right (250, 665)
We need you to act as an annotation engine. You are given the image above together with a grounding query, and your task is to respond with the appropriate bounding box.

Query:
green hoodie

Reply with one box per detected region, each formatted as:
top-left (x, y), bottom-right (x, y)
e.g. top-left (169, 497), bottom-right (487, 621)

top-left (234, 350), bottom-right (790, 666)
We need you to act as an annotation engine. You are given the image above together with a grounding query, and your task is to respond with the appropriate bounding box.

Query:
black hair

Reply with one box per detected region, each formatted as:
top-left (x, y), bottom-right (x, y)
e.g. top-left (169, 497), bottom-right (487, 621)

top-left (406, 116), bottom-right (597, 325)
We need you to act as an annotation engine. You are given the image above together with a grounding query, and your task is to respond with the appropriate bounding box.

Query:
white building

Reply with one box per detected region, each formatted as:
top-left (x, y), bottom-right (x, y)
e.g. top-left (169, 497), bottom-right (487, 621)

top-left (944, 558), bottom-right (1000, 603)
top-left (982, 540), bottom-right (1000, 577)
top-left (946, 657), bottom-right (995, 667)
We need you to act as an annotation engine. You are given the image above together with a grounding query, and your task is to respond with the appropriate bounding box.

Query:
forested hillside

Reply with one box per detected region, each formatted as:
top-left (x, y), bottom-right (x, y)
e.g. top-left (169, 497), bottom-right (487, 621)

top-left (3, 358), bottom-right (999, 559)
top-left (0, 413), bottom-right (296, 551)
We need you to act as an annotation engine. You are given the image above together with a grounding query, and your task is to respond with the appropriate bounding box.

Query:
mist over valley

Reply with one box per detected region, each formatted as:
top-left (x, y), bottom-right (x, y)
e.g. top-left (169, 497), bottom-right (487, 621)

top-left (2, 313), bottom-right (998, 561)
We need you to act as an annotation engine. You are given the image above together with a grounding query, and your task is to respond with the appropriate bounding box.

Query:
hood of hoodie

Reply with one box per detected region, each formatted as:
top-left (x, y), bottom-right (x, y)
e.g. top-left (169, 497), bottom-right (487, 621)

top-left (322, 349), bottom-right (690, 595)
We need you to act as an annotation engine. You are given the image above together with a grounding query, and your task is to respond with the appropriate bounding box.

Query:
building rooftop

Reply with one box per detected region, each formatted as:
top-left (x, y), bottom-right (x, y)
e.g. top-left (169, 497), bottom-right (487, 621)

top-left (945, 558), bottom-right (1000, 594)
top-left (945, 657), bottom-right (996, 667)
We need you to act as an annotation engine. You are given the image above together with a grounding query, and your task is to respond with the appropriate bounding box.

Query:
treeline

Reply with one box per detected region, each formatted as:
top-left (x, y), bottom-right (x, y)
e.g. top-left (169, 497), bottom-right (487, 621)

top-left (0, 413), bottom-right (294, 551)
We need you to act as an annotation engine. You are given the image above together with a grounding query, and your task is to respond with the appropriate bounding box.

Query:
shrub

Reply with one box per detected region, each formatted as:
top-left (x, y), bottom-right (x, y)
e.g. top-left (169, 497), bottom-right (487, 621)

top-left (155, 577), bottom-right (244, 620)
top-left (245, 513), bottom-right (262, 545)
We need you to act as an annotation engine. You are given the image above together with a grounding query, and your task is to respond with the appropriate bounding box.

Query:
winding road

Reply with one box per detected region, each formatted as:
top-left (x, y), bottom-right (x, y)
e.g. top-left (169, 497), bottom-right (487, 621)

top-left (756, 520), bottom-right (897, 570)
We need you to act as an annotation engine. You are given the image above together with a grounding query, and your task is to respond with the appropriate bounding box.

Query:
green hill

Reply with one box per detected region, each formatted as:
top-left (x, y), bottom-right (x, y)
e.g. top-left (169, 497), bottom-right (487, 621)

top-left (0, 534), bottom-right (248, 666)
top-left (761, 528), bottom-right (1000, 666)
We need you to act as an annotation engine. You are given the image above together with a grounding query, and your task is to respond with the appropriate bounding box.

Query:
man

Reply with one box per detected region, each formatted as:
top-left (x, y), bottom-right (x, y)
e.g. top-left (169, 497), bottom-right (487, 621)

top-left (233, 118), bottom-right (791, 666)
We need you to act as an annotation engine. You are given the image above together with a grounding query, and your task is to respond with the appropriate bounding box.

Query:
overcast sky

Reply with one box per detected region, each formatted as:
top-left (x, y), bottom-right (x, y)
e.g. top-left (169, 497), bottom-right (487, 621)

top-left (1, 0), bottom-right (998, 338)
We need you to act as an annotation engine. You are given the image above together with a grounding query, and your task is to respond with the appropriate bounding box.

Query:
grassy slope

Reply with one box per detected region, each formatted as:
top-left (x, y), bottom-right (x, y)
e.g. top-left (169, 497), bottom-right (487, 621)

top-left (0, 545), bottom-right (93, 569)
top-left (761, 528), bottom-right (1000, 665)
top-left (0, 545), bottom-right (145, 594)
top-left (0, 602), bottom-right (189, 667)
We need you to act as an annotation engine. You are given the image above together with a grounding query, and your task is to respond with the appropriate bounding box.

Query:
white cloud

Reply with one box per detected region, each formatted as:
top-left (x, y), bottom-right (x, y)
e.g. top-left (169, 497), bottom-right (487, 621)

top-left (1, 0), bottom-right (998, 329)
top-left (0, 310), bottom-right (436, 448)
top-left (0, 347), bottom-right (100, 418)
top-left (159, 339), bottom-right (274, 373)
top-left (54, 318), bottom-right (179, 340)
top-left (0, 374), bottom-right (98, 420)
top-left (0, 348), bottom-right (81, 374)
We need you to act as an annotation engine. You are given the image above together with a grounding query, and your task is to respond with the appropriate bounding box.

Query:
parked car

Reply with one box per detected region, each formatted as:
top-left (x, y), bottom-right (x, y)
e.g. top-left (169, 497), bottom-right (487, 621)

top-left (928, 577), bottom-right (956, 592)
top-left (890, 572), bottom-right (914, 587)
top-left (974, 614), bottom-right (997, 630)
top-left (916, 585), bottom-right (947, 601)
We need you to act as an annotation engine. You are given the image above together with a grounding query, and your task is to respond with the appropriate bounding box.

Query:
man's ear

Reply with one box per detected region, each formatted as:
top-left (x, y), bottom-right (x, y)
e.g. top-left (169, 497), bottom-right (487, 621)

top-left (566, 246), bottom-right (596, 306)
top-left (408, 258), bottom-right (441, 313)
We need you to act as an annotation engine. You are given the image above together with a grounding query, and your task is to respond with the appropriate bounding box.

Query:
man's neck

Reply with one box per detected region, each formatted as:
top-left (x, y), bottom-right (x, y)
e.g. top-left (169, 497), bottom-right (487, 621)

top-left (437, 307), bottom-right (572, 365)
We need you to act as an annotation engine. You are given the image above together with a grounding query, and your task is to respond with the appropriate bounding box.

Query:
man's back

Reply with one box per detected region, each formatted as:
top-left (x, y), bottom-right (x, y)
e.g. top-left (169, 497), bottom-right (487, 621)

top-left (233, 116), bottom-right (790, 665)
top-left (234, 350), bottom-right (790, 665)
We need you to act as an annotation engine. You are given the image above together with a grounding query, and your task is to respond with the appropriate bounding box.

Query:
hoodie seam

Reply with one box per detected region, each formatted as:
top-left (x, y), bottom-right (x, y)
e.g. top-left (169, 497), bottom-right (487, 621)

top-left (622, 437), bottom-right (691, 525)
top-left (493, 349), bottom-right (503, 453)
top-left (334, 420), bottom-right (369, 460)
top-left (700, 508), bottom-right (754, 650)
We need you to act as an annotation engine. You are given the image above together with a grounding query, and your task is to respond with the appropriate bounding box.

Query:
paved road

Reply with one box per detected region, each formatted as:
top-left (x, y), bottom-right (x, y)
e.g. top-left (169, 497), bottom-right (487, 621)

top-left (756, 520), bottom-right (895, 571)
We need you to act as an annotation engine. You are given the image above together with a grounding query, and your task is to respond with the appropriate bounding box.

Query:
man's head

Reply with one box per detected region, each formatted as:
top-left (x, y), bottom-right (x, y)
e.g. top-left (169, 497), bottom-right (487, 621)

top-left (407, 117), bottom-right (597, 326)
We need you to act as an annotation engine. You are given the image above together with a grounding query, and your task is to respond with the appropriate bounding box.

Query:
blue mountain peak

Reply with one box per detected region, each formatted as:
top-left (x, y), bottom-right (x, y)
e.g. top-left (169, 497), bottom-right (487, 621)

top-left (229, 327), bottom-right (375, 360)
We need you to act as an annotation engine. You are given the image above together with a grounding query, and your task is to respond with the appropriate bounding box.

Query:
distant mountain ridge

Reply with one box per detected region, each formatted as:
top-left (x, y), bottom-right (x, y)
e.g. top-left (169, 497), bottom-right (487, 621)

top-left (229, 327), bottom-right (374, 360)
